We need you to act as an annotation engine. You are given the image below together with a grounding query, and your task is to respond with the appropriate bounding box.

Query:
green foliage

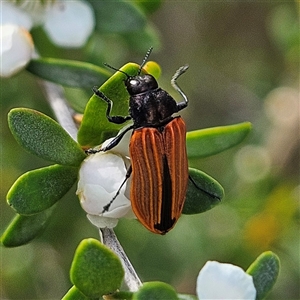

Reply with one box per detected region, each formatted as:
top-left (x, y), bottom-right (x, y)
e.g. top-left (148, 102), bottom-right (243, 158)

top-left (186, 122), bottom-right (252, 158)
top-left (133, 0), bottom-right (162, 15)
top-left (91, 0), bottom-right (146, 33)
top-left (1, 206), bottom-right (55, 247)
top-left (77, 63), bottom-right (140, 147)
top-left (62, 286), bottom-right (94, 300)
top-left (7, 165), bottom-right (78, 215)
top-left (27, 58), bottom-right (111, 89)
top-left (2, 109), bottom-right (85, 246)
top-left (183, 168), bottom-right (224, 214)
top-left (133, 282), bottom-right (179, 300)
top-left (70, 238), bottom-right (124, 298)
top-left (8, 108), bottom-right (86, 166)
top-left (247, 251), bottom-right (280, 300)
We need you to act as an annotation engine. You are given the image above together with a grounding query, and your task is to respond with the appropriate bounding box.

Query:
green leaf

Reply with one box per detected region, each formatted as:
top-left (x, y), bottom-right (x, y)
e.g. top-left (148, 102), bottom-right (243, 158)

top-left (122, 24), bottom-right (161, 53)
top-left (77, 63), bottom-right (139, 147)
top-left (133, 0), bottom-right (162, 14)
top-left (62, 285), bottom-right (96, 300)
top-left (26, 58), bottom-right (111, 88)
top-left (186, 122), bottom-right (252, 158)
top-left (8, 108), bottom-right (86, 166)
top-left (113, 292), bottom-right (135, 299)
top-left (133, 282), bottom-right (178, 300)
top-left (183, 168), bottom-right (224, 214)
top-left (92, 0), bottom-right (146, 33)
top-left (1, 206), bottom-right (55, 247)
top-left (7, 165), bottom-right (78, 215)
top-left (77, 61), bottom-right (161, 147)
top-left (247, 251), bottom-right (280, 300)
top-left (70, 238), bottom-right (124, 298)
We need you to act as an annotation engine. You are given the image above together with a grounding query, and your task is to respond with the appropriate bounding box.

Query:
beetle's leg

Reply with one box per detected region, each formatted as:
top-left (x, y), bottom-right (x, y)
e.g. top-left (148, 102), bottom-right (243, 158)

top-left (171, 65), bottom-right (189, 111)
top-left (86, 124), bottom-right (134, 154)
top-left (102, 165), bottom-right (132, 213)
top-left (101, 124), bottom-right (134, 151)
top-left (93, 87), bottom-right (131, 124)
top-left (189, 175), bottom-right (221, 200)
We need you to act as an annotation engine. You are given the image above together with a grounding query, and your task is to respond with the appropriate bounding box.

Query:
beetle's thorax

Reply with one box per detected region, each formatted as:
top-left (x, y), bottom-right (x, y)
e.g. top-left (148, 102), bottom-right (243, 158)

top-left (129, 90), bottom-right (179, 128)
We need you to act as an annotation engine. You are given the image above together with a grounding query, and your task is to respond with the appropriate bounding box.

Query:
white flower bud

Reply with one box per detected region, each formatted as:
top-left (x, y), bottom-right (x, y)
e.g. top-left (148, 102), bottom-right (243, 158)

top-left (77, 152), bottom-right (134, 228)
top-left (197, 261), bottom-right (256, 300)
top-left (0, 24), bottom-right (34, 77)
top-left (43, 0), bottom-right (95, 48)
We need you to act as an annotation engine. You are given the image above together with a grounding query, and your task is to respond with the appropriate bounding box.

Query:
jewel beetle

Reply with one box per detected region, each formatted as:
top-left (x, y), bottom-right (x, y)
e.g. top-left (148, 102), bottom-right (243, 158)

top-left (89, 47), bottom-right (190, 234)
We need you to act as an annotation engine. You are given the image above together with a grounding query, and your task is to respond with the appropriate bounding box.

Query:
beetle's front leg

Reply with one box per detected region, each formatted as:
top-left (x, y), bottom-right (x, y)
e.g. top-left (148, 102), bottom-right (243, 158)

top-left (171, 65), bottom-right (189, 111)
top-left (93, 87), bottom-right (131, 124)
top-left (85, 124), bottom-right (134, 154)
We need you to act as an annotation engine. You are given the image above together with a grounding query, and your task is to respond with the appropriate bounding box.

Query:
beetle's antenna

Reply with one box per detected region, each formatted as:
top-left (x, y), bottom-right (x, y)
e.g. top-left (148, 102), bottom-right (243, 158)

top-left (138, 46), bottom-right (153, 75)
top-left (104, 63), bottom-right (130, 79)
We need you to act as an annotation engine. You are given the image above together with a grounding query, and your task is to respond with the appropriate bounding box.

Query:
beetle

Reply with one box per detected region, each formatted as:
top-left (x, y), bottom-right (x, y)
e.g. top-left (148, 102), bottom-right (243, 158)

top-left (88, 47), bottom-right (190, 234)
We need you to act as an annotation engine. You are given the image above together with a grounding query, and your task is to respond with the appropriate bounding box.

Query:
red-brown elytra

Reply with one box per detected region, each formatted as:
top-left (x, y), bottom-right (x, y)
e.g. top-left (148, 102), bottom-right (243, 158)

top-left (87, 47), bottom-right (190, 234)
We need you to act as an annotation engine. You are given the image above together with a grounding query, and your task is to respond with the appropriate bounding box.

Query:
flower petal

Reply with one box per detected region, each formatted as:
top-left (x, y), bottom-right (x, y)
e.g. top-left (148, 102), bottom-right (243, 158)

top-left (197, 261), bottom-right (256, 300)
top-left (0, 24), bottom-right (34, 77)
top-left (100, 124), bottom-right (132, 157)
top-left (1, 2), bottom-right (33, 30)
top-left (87, 214), bottom-right (119, 229)
top-left (77, 152), bottom-right (134, 227)
top-left (43, 0), bottom-right (95, 48)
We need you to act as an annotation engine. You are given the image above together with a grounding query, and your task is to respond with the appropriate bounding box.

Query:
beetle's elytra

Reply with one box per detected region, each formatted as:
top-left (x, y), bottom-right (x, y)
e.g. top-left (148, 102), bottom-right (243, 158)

top-left (89, 47), bottom-right (189, 234)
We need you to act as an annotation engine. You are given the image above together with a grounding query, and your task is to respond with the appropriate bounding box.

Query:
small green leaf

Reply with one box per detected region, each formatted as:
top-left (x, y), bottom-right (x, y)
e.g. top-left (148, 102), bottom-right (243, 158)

top-left (133, 0), bottom-right (162, 14)
top-left (8, 108), bottom-right (86, 166)
top-left (186, 122), bottom-right (252, 158)
top-left (1, 206), bottom-right (55, 247)
top-left (133, 282), bottom-right (178, 300)
top-left (77, 61), bottom-right (161, 147)
top-left (7, 165), bottom-right (78, 215)
top-left (62, 285), bottom-right (96, 300)
top-left (77, 63), bottom-right (139, 147)
top-left (70, 238), bottom-right (124, 298)
top-left (183, 168), bottom-right (224, 214)
top-left (27, 58), bottom-right (111, 88)
top-left (92, 0), bottom-right (146, 33)
top-left (247, 251), bottom-right (280, 300)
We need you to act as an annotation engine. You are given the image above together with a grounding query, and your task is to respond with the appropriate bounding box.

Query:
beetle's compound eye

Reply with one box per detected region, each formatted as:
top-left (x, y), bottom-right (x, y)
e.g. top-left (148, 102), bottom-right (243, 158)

top-left (126, 74), bottom-right (158, 95)
top-left (129, 79), bottom-right (139, 87)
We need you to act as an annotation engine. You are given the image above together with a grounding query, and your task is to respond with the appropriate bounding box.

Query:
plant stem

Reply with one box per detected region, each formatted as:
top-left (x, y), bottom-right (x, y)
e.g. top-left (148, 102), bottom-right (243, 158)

top-left (40, 80), bottom-right (78, 141)
top-left (101, 228), bottom-right (142, 292)
top-left (40, 79), bottom-right (142, 292)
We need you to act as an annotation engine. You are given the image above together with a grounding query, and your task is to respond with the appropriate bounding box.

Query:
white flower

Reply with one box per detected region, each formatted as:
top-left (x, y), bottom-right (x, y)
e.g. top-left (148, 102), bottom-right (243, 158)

top-left (196, 261), bottom-right (256, 300)
top-left (77, 148), bottom-right (135, 229)
top-left (1, 24), bottom-right (34, 77)
top-left (43, 0), bottom-right (95, 47)
top-left (1, 0), bottom-right (95, 77)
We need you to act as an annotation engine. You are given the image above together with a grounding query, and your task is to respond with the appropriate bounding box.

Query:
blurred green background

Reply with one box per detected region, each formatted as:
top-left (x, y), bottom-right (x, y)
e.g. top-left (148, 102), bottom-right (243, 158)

top-left (1, 1), bottom-right (299, 299)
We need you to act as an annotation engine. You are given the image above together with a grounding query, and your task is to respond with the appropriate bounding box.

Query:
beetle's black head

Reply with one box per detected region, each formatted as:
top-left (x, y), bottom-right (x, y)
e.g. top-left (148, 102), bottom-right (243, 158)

top-left (125, 74), bottom-right (158, 96)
